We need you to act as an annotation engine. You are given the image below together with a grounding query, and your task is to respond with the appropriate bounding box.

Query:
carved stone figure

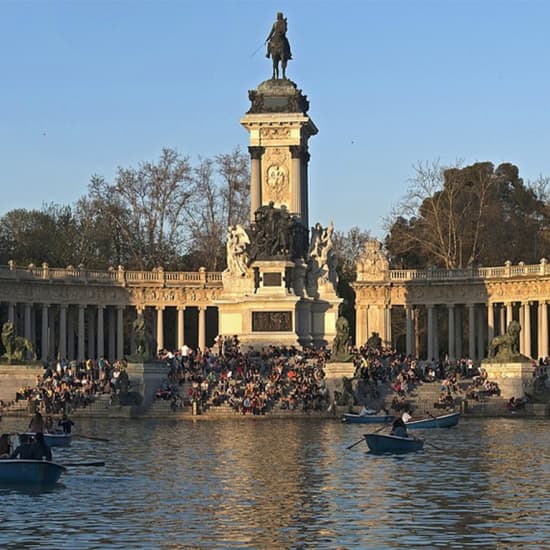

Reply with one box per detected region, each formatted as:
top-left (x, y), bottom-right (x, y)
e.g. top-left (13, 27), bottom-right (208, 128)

top-left (487, 321), bottom-right (522, 361)
top-left (248, 203), bottom-right (304, 261)
top-left (1, 321), bottom-right (36, 363)
top-left (130, 314), bottom-right (157, 361)
top-left (356, 239), bottom-right (390, 282)
top-left (305, 221), bottom-right (338, 294)
top-left (266, 12), bottom-right (292, 79)
top-left (331, 316), bottom-right (353, 362)
top-left (225, 224), bottom-right (250, 277)
top-left (366, 331), bottom-right (382, 350)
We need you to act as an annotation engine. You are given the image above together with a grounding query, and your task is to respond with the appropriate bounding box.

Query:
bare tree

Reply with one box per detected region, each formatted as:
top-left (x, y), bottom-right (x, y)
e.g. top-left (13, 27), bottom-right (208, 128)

top-left (88, 148), bottom-right (195, 269)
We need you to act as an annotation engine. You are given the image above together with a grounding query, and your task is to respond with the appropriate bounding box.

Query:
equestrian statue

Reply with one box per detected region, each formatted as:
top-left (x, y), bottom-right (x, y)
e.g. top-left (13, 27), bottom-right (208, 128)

top-left (265, 12), bottom-right (292, 79)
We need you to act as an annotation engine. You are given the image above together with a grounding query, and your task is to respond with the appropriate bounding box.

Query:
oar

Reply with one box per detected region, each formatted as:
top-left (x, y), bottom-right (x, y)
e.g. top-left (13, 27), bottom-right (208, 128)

top-left (423, 440), bottom-right (444, 451)
top-left (73, 434), bottom-right (110, 443)
top-left (346, 424), bottom-right (388, 450)
top-left (61, 461), bottom-right (105, 467)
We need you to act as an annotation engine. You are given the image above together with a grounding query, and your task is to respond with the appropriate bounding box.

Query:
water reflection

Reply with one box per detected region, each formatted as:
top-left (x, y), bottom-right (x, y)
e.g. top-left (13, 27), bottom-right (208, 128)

top-left (0, 417), bottom-right (548, 548)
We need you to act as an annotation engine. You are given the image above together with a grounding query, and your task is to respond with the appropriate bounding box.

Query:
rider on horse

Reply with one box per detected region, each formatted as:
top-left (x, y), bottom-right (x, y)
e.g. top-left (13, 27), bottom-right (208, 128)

top-left (266, 12), bottom-right (292, 79)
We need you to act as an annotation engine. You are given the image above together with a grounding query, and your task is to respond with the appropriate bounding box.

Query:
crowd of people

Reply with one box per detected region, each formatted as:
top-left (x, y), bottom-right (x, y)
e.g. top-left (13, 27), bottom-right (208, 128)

top-left (156, 340), bottom-right (332, 415)
top-left (12, 357), bottom-right (131, 415)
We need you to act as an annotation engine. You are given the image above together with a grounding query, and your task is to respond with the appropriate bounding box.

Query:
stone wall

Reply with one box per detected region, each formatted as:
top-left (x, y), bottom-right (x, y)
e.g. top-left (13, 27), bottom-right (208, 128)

top-left (0, 363), bottom-right (43, 403)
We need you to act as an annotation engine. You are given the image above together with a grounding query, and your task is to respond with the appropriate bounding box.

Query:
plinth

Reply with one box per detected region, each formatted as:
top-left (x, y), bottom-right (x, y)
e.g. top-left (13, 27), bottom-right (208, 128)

top-left (481, 361), bottom-right (536, 399)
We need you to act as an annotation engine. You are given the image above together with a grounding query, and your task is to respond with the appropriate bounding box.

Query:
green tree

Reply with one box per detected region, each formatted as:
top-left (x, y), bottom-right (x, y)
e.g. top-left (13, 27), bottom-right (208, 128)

top-left (385, 160), bottom-right (550, 268)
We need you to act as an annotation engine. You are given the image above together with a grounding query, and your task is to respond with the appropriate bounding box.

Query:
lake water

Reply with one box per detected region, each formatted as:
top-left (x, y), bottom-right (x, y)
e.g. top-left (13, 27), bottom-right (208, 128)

top-left (0, 416), bottom-right (549, 549)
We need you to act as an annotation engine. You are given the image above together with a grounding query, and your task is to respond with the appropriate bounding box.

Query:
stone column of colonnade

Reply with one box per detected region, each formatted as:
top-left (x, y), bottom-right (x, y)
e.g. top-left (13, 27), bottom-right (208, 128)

top-left (248, 146), bottom-right (263, 223)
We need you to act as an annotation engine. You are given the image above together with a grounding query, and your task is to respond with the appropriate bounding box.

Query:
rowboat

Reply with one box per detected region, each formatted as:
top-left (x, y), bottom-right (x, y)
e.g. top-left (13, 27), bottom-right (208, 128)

top-left (342, 413), bottom-right (394, 424)
top-left (406, 411), bottom-right (460, 429)
top-left (19, 432), bottom-right (73, 447)
top-left (0, 459), bottom-right (66, 485)
top-left (364, 433), bottom-right (424, 454)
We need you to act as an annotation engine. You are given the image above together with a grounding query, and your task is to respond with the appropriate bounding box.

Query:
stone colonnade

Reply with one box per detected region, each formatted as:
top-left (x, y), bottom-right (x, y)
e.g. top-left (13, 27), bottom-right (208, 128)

top-left (2, 302), bottom-right (213, 362)
top-left (354, 242), bottom-right (550, 361)
top-left (356, 300), bottom-right (549, 361)
top-left (0, 264), bottom-right (223, 363)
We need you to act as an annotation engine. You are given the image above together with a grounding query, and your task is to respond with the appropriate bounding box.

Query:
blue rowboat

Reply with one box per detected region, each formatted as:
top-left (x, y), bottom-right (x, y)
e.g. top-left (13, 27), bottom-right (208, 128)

top-left (364, 433), bottom-right (424, 454)
top-left (19, 432), bottom-right (72, 447)
top-left (406, 412), bottom-right (460, 430)
top-left (0, 459), bottom-right (66, 485)
top-left (342, 413), bottom-right (394, 424)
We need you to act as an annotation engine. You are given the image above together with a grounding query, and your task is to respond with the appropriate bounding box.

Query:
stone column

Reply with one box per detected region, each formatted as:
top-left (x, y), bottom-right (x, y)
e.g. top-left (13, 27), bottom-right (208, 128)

top-left (433, 307), bottom-right (439, 361)
top-left (30, 307), bottom-right (36, 347)
top-left (519, 303), bottom-right (525, 355)
top-left (499, 305), bottom-right (506, 335)
top-left (290, 145), bottom-right (302, 218)
top-left (59, 305), bottom-right (67, 360)
top-left (97, 306), bottom-right (105, 359)
top-left (177, 306), bottom-right (186, 350)
top-left (539, 301), bottom-right (548, 360)
top-left (108, 308), bottom-right (116, 361)
top-left (468, 304), bottom-right (476, 360)
top-left (427, 305), bottom-right (434, 361)
top-left (67, 307), bottom-right (75, 360)
top-left (8, 302), bottom-right (15, 323)
top-left (156, 306), bottom-right (164, 351)
top-left (487, 303), bottom-right (495, 346)
top-left (87, 308), bottom-right (95, 360)
top-left (406, 306), bottom-right (414, 356)
top-left (198, 306), bottom-right (206, 351)
top-left (384, 305), bottom-right (392, 348)
top-left (448, 305), bottom-right (456, 361)
top-left (248, 146), bottom-right (263, 222)
top-left (24, 304), bottom-right (32, 342)
top-left (301, 150), bottom-right (310, 230)
top-left (506, 302), bottom-right (513, 328)
top-left (116, 306), bottom-right (124, 359)
top-left (49, 307), bottom-right (56, 361)
top-left (41, 304), bottom-right (49, 361)
top-left (77, 305), bottom-right (86, 361)
top-left (477, 306), bottom-right (485, 360)
top-left (455, 307), bottom-right (463, 359)
top-left (523, 302), bottom-right (531, 358)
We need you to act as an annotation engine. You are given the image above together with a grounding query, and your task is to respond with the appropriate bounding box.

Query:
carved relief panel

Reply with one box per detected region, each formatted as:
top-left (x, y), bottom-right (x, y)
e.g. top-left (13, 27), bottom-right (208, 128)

top-left (262, 147), bottom-right (291, 208)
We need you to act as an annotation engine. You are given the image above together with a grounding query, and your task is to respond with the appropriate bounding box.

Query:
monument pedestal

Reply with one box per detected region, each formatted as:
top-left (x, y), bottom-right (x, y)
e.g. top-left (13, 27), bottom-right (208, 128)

top-left (324, 362), bottom-right (356, 406)
top-left (481, 361), bottom-right (536, 399)
top-left (126, 361), bottom-right (167, 410)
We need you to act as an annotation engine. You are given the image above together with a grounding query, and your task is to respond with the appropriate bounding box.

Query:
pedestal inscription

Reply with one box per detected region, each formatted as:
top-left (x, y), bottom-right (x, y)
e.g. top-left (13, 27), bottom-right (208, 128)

top-left (252, 311), bottom-right (292, 332)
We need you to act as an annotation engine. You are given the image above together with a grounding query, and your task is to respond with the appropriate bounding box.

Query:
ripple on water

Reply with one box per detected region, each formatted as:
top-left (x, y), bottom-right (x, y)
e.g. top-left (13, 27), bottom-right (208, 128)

top-left (0, 417), bottom-right (549, 549)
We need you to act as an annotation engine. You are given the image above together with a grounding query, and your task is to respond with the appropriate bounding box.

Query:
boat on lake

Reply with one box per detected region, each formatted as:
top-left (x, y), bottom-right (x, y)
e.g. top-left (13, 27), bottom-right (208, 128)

top-left (0, 459), bottom-right (66, 485)
top-left (342, 413), bottom-right (394, 424)
top-left (19, 432), bottom-right (72, 447)
top-left (364, 433), bottom-right (424, 454)
top-left (406, 411), bottom-right (460, 429)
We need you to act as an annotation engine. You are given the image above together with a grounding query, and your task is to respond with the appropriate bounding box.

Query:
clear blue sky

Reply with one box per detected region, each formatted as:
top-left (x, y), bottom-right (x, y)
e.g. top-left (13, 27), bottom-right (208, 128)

top-left (1, 0), bottom-right (550, 238)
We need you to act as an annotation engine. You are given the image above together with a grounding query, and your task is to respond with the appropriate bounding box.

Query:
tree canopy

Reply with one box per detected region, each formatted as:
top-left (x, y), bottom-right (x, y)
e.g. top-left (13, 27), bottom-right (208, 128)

top-left (0, 147), bottom-right (250, 271)
top-left (385, 160), bottom-right (550, 269)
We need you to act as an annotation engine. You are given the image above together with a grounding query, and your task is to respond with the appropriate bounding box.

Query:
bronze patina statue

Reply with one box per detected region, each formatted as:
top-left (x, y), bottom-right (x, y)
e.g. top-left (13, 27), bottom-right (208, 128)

top-left (1, 321), bottom-right (36, 363)
top-left (266, 12), bottom-right (292, 79)
top-left (487, 320), bottom-right (522, 362)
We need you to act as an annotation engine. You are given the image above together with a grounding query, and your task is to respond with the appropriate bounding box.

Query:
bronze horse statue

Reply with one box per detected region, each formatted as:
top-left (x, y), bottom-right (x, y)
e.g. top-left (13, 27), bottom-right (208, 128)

top-left (266, 12), bottom-right (292, 79)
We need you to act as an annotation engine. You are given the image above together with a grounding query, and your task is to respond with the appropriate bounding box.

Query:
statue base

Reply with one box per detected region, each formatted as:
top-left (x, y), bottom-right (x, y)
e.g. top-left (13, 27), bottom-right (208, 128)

top-left (324, 362), bottom-right (357, 407)
top-left (126, 361), bottom-right (167, 411)
top-left (481, 361), bottom-right (536, 399)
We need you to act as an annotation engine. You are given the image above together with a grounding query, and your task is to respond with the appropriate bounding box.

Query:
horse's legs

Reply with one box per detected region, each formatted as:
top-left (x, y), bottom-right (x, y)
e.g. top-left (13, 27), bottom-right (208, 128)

top-left (282, 59), bottom-right (287, 79)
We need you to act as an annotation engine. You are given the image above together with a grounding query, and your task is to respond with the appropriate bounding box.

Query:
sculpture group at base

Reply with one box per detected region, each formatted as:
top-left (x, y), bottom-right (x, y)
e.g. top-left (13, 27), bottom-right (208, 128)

top-left (487, 320), bottom-right (525, 362)
top-left (1, 321), bottom-right (36, 364)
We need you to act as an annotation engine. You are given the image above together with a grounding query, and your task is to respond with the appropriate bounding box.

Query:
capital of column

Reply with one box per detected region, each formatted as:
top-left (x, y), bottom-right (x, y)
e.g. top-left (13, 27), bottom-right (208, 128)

top-left (248, 146), bottom-right (264, 160)
top-left (289, 145), bottom-right (302, 159)
top-left (156, 305), bottom-right (165, 312)
top-left (177, 305), bottom-right (187, 312)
